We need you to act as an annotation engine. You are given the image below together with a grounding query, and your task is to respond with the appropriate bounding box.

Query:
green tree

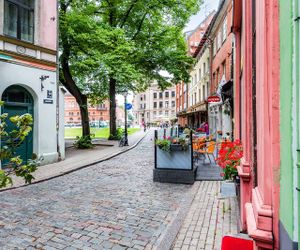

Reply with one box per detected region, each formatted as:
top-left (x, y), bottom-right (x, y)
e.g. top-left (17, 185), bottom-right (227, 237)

top-left (59, 0), bottom-right (202, 139)
top-left (0, 102), bottom-right (39, 188)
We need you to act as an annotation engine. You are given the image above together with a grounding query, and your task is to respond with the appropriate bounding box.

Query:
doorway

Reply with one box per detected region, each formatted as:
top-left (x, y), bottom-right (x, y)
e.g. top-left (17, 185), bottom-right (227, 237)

top-left (1, 85), bottom-right (34, 167)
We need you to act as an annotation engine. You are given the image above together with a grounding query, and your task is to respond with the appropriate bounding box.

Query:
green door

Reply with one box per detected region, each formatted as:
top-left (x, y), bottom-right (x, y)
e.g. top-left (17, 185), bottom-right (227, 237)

top-left (1, 86), bottom-right (34, 167)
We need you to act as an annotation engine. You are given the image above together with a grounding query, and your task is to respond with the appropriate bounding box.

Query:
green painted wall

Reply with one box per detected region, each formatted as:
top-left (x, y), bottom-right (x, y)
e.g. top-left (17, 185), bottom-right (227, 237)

top-left (279, 0), bottom-right (295, 240)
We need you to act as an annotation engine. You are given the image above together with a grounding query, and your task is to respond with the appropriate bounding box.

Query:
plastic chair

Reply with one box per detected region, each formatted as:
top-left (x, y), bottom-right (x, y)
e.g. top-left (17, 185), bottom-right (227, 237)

top-left (198, 141), bottom-right (216, 163)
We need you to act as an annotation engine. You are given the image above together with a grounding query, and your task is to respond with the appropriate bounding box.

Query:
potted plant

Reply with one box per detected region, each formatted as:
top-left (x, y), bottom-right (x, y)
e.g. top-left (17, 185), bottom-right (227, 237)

top-left (155, 138), bottom-right (171, 152)
top-left (216, 140), bottom-right (243, 181)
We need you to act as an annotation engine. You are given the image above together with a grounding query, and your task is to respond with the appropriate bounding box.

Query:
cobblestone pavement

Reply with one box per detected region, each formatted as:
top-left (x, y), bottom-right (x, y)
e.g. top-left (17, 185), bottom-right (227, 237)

top-left (0, 131), bottom-right (196, 250)
top-left (172, 181), bottom-right (239, 250)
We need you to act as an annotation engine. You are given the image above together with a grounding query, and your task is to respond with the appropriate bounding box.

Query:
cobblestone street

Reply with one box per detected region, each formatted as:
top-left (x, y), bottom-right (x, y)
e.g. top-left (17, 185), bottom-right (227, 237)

top-left (0, 132), bottom-right (197, 250)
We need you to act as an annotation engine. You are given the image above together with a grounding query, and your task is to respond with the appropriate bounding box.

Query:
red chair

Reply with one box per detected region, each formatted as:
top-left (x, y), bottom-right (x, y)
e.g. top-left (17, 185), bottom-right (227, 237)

top-left (221, 236), bottom-right (253, 250)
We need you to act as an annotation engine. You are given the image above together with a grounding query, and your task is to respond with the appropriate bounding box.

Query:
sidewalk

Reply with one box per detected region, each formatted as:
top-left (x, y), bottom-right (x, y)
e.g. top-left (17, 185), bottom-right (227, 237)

top-left (2, 129), bottom-right (146, 191)
top-left (171, 181), bottom-right (239, 250)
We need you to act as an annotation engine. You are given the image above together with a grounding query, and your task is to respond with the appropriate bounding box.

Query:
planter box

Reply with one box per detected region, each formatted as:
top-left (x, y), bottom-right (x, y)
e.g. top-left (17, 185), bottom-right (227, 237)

top-left (170, 144), bottom-right (184, 151)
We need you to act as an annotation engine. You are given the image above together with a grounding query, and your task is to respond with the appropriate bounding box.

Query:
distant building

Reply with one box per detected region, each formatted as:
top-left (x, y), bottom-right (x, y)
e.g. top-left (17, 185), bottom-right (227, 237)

top-left (64, 93), bottom-right (110, 127)
top-left (0, 0), bottom-right (65, 165)
top-left (176, 81), bottom-right (188, 126)
top-left (186, 14), bottom-right (214, 129)
top-left (133, 82), bottom-right (176, 126)
top-left (209, 0), bottom-right (234, 136)
top-left (176, 12), bottom-right (215, 127)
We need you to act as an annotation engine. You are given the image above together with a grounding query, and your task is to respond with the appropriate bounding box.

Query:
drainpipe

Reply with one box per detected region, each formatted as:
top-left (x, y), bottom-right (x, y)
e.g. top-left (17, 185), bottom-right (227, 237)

top-left (56, 0), bottom-right (61, 161)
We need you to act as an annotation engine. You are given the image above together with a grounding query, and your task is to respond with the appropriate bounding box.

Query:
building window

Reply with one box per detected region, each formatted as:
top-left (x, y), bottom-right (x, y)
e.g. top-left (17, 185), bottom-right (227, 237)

top-left (159, 101), bottom-right (163, 108)
top-left (222, 61), bottom-right (226, 77)
top-left (140, 104), bottom-right (143, 109)
top-left (222, 18), bottom-right (227, 42)
top-left (153, 102), bottom-right (157, 108)
top-left (153, 92), bottom-right (157, 99)
top-left (153, 111), bottom-right (157, 117)
top-left (171, 101), bottom-right (175, 107)
top-left (203, 63), bottom-right (206, 74)
top-left (206, 82), bottom-right (209, 97)
top-left (217, 31), bottom-right (222, 50)
top-left (199, 68), bottom-right (202, 80)
top-left (171, 91), bottom-right (175, 97)
top-left (147, 112), bottom-right (149, 118)
top-left (165, 110), bottom-right (169, 116)
top-left (165, 91), bottom-right (169, 98)
top-left (213, 37), bottom-right (217, 56)
top-left (165, 101), bottom-right (169, 108)
top-left (140, 96), bottom-right (143, 101)
top-left (159, 111), bottom-right (162, 115)
top-left (159, 92), bottom-right (163, 98)
top-left (4, 0), bottom-right (34, 43)
top-left (203, 85), bottom-right (206, 100)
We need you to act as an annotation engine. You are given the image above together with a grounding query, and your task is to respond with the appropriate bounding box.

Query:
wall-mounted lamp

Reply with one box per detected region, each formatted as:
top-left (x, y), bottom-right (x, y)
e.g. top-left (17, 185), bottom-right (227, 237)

top-left (40, 75), bottom-right (49, 91)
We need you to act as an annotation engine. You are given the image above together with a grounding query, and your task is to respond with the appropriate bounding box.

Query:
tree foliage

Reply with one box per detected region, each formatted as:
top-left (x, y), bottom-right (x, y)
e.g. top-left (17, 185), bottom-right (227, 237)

top-left (0, 102), bottom-right (39, 188)
top-left (59, 0), bottom-right (202, 138)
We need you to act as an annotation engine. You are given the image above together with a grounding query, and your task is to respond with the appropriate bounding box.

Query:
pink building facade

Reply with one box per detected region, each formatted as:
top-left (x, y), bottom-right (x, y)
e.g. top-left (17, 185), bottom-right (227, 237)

top-left (0, 0), bottom-right (66, 165)
top-left (233, 0), bottom-right (280, 249)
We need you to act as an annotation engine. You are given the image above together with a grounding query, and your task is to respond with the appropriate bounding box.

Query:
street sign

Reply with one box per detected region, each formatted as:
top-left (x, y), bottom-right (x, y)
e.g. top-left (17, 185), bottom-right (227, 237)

top-left (207, 95), bottom-right (221, 103)
top-left (125, 103), bottom-right (132, 110)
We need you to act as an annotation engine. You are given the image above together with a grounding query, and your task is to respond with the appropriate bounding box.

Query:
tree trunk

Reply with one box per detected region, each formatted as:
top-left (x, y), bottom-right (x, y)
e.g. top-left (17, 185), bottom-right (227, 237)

top-left (60, 1), bottom-right (90, 138)
top-left (78, 95), bottom-right (90, 137)
top-left (109, 77), bottom-right (117, 140)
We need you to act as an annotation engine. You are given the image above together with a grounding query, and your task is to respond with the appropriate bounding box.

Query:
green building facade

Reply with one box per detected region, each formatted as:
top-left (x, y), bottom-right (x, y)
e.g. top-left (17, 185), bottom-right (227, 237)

top-left (279, 0), bottom-right (299, 249)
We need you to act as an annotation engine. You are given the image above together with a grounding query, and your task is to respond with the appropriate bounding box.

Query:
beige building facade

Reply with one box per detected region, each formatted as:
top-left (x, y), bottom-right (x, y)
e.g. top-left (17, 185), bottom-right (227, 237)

top-left (187, 44), bottom-right (210, 128)
top-left (133, 82), bottom-right (176, 126)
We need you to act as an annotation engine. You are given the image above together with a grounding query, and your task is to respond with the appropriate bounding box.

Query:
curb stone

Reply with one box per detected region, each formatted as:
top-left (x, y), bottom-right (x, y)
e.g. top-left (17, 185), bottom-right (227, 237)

top-left (153, 181), bottom-right (201, 250)
top-left (0, 131), bottom-right (149, 193)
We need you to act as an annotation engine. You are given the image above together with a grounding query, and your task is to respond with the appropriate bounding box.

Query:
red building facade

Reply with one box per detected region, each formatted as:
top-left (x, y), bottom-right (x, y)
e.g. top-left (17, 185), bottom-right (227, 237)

top-left (176, 81), bottom-right (188, 126)
top-left (233, 0), bottom-right (280, 249)
top-left (65, 94), bottom-right (110, 126)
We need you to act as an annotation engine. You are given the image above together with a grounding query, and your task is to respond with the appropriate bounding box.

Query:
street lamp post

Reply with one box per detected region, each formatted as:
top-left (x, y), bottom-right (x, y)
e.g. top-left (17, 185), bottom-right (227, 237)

top-left (124, 92), bottom-right (129, 146)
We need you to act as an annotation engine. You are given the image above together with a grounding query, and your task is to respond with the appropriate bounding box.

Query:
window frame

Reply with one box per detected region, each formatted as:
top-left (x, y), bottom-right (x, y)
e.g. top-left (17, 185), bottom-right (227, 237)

top-left (4, 0), bottom-right (35, 43)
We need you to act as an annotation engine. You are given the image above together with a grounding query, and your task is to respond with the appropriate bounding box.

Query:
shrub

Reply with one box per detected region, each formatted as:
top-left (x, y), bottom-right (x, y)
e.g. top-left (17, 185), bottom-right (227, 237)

top-left (74, 135), bottom-right (94, 149)
top-left (0, 102), bottom-right (40, 188)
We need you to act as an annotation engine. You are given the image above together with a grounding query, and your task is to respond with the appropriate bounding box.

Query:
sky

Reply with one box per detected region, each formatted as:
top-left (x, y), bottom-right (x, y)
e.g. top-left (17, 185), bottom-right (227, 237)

top-left (184, 0), bottom-right (220, 32)
top-left (118, 0), bottom-right (220, 105)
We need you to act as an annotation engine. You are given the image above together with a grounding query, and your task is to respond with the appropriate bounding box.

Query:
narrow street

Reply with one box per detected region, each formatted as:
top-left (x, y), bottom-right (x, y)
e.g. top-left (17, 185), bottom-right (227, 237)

top-left (0, 132), bottom-right (196, 250)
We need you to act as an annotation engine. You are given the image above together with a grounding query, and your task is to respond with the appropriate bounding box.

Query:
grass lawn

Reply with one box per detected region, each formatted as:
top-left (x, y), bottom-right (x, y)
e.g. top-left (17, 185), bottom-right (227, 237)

top-left (65, 127), bottom-right (140, 139)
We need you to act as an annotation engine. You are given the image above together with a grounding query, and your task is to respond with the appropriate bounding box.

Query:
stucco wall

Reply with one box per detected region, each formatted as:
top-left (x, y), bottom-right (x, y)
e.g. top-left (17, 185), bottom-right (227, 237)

top-left (0, 61), bottom-right (59, 165)
top-left (39, 0), bottom-right (57, 50)
top-left (279, 0), bottom-right (298, 245)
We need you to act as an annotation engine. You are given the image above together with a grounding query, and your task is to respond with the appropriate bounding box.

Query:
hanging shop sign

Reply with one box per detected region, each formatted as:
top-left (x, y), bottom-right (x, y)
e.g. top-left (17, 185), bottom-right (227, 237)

top-left (207, 95), bottom-right (221, 103)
